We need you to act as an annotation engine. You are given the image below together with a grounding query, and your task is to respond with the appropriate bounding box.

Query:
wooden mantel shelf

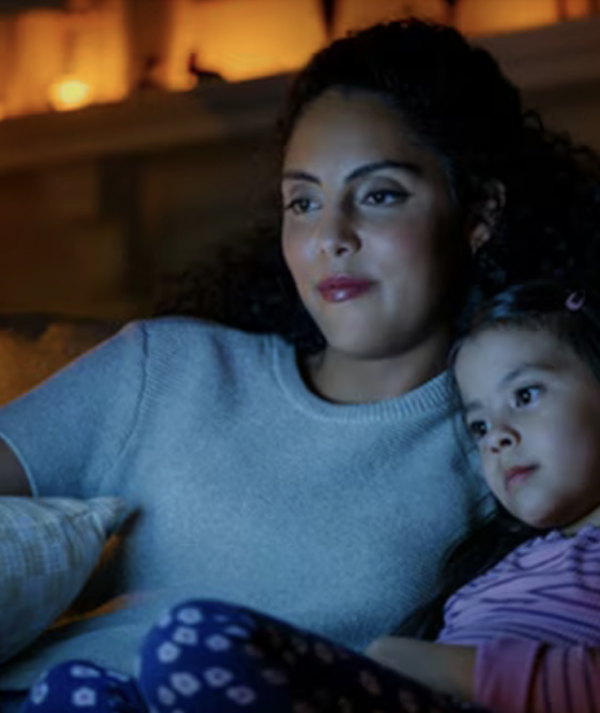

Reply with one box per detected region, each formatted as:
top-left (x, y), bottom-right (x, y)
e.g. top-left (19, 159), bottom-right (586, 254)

top-left (0, 74), bottom-right (292, 175)
top-left (0, 14), bottom-right (599, 175)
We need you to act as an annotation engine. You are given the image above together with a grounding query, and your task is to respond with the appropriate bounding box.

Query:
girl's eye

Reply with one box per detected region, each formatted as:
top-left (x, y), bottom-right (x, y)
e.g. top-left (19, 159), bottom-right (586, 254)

top-left (467, 420), bottom-right (488, 441)
top-left (284, 197), bottom-right (319, 215)
top-left (514, 386), bottom-right (542, 407)
top-left (363, 189), bottom-right (408, 206)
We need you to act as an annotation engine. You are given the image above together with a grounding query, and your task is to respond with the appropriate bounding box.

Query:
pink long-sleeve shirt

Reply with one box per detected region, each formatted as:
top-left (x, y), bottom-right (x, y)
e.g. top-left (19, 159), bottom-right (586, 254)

top-left (436, 524), bottom-right (600, 713)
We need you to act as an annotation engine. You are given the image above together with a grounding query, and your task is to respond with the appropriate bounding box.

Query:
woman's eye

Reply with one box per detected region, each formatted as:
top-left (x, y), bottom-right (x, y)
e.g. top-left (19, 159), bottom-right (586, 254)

top-left (363, 189), bottom-right (408, 206)
top-left (467, 420), bottom-right (488, 441)
top-left (514, 386), bottom-right (542, 407)
top-left (284, 197), bottom-right (318, 215)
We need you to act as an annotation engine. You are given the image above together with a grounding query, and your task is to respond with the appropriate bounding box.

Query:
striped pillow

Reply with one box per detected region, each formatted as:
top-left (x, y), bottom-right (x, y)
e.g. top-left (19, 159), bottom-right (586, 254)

top-left (0, 497), bottom-right (126, 664)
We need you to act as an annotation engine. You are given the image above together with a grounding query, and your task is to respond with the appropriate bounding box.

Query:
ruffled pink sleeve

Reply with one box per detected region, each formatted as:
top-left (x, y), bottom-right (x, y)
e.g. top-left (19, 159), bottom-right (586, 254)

top-left (475, 638), bottom-right (600, 713)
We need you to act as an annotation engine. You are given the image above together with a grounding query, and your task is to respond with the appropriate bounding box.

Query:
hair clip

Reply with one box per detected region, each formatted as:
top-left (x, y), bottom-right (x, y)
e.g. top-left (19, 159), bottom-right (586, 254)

top-left (566, 290), bottom-right (585, 311)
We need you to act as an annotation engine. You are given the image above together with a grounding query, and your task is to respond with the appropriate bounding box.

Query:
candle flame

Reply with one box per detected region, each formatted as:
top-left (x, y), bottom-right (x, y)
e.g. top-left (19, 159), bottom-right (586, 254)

top-left (49, 77), bottom-right (92, 111)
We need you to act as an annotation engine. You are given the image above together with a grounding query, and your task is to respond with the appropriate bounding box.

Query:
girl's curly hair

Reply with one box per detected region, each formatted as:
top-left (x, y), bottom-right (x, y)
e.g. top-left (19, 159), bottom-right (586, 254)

top-left (157, 19), bottom-right (600, 353)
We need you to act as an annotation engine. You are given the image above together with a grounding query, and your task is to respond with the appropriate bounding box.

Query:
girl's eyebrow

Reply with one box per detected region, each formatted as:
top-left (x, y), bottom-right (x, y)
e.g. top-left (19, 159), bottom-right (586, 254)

top-left (462, 362), bottom-right (557, 415)
top-left (281, 160), bottom-right (422, 186)
top-left (462, 399), bottom-right (482, 417)
top-left (498, 362), bottom-right (557, 390)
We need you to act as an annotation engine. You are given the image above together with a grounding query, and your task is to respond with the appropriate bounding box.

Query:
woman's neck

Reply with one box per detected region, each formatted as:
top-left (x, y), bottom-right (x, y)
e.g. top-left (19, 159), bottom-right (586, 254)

top-left (304, 333), bottom-right (450, 404)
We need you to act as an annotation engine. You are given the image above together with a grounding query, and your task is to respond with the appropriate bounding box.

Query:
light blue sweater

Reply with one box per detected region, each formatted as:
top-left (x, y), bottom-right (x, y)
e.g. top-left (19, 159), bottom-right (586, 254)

top-left (0, 317), bottom-right (491, 690)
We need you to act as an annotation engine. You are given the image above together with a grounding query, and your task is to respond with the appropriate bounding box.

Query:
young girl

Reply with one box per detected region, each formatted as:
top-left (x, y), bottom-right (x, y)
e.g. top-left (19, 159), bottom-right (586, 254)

top-left (22, 279), bottom-right (600, 713)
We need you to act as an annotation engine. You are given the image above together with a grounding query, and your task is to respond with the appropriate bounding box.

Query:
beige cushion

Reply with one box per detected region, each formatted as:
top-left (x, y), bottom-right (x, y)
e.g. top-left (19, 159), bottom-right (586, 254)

top-left (0, 497), bottom-right (126, 664)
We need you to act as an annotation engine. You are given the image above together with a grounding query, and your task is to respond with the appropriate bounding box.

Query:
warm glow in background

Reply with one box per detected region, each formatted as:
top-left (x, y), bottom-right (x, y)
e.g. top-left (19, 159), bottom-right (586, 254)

top-left (0, 0), bottom-right (128, 116)
top-left (49, 77), bottom-right (92, 111)
top-left (0, 0), bottom-right (596, 119)
top-left (335, 0), bottom-right (447, 33)
top-left (457, 0), bottom-right (563, 34)
top-left (166, 0), bottom-right (326, 87)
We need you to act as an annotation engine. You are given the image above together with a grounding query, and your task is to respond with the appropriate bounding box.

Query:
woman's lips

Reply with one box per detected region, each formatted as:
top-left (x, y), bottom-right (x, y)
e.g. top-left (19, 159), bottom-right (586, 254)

top-left (504, 465), bottom-right (538, 488)
top-left (316, 276), bottom-right (374, 303)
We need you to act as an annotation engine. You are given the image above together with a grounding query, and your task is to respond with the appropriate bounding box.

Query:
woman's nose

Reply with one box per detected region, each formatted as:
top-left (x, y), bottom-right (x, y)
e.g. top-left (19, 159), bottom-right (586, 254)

top-left (316, 210), bottom-right (360, 257)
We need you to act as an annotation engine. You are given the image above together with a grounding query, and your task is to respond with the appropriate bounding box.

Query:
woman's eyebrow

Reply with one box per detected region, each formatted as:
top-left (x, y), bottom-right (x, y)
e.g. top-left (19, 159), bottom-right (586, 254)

top-left (281, 160), bottom-right (422, 186)
top-left (346, 160), bottom-right (422, 183)
top-left (281, 169), bottom-right (320, 184)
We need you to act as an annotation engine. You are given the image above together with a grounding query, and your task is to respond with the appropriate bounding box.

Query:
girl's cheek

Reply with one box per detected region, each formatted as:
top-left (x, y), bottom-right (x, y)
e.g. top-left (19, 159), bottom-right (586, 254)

top-left (480, 455), bottom-right (496, 489)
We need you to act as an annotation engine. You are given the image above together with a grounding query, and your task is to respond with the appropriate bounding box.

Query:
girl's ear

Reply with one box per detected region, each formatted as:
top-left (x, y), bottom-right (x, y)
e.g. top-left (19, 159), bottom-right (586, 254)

top-left (468, 181), bottom-right (506, 254)
top-left (469, 222), bottom-right (492, 254)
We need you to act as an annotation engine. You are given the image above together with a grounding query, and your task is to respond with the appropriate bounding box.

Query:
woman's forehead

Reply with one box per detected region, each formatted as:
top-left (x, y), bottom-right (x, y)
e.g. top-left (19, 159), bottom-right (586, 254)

top-left (283, 89), bottom-right (442, 181)
top-left (286, 91), bottom-right (408, 151)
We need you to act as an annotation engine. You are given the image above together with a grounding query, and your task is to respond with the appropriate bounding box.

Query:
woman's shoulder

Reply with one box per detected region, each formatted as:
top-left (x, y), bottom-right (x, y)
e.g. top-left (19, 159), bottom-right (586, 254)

top-left (130, 316), bottom-right (289, 368)
top-left (137, 315), bottom-right (274, 343)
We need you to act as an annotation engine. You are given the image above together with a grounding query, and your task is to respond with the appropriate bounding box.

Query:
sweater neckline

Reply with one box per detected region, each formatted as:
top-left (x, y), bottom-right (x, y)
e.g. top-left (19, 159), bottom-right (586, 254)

top-left (271, 335), bottom-right (457, 422)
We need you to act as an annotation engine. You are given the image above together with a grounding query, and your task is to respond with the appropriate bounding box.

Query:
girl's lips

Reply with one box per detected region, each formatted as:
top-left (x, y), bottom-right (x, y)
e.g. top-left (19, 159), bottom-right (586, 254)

top-left (317, 277), bottom-right (374, 303)
top-left (504, 465), bottom-right (538, 488)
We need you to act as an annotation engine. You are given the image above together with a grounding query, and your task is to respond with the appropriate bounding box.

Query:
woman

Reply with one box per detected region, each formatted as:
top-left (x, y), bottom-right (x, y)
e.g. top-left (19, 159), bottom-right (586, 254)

top-left (0, 18), bottom-right (598, 708)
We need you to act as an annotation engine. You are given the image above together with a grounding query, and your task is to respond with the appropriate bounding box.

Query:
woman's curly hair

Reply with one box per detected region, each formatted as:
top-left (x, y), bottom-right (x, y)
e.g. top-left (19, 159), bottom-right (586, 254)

top-left (157, 19), bottom-right (600, 353)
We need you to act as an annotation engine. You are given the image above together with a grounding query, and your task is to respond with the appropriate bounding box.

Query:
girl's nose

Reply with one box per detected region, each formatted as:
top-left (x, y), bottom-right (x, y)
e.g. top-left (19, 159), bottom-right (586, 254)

top-left (488, 424), bottom-right (520, 453)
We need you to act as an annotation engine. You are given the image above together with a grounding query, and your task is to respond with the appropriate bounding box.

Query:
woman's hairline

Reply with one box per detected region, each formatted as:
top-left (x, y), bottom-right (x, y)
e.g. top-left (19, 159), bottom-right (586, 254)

top-left (279, 82), bottom-right (464, 208)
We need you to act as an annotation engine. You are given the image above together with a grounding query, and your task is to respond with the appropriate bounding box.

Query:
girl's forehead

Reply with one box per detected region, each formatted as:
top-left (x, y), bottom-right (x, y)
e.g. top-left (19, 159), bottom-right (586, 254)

top-left (459, 326), bottom-right (564, 360)
top-left (454, 327), bottom-right (568, 389)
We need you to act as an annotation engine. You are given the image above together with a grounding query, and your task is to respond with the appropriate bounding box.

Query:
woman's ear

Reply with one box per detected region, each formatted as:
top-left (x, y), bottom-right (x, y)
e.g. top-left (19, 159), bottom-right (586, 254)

top-left (468, 181), bottom-right (506, 254)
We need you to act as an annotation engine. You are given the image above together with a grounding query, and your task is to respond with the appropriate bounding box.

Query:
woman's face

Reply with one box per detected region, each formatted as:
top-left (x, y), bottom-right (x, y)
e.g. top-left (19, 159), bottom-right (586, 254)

top-left (281, 89), bottom-right (470, 361)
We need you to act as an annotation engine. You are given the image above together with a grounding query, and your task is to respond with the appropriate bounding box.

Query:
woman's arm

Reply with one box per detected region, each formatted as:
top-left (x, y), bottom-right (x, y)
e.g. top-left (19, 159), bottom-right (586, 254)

top-left (366, 636), bottom-right (476, 700)
top-left (0, 322), bottom-right (146, 499)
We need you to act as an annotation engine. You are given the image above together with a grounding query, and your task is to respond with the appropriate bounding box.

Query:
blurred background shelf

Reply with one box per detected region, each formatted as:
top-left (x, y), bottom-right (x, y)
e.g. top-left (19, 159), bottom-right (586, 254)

top-left (0, 73), bottom-right (289, 174)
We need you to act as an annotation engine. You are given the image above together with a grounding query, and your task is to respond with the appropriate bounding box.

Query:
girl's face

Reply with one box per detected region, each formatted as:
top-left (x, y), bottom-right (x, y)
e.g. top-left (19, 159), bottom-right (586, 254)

top-left (454, 327), bottom-right (600, 532)
top-left (281, 89), bottom-right (473, 361)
